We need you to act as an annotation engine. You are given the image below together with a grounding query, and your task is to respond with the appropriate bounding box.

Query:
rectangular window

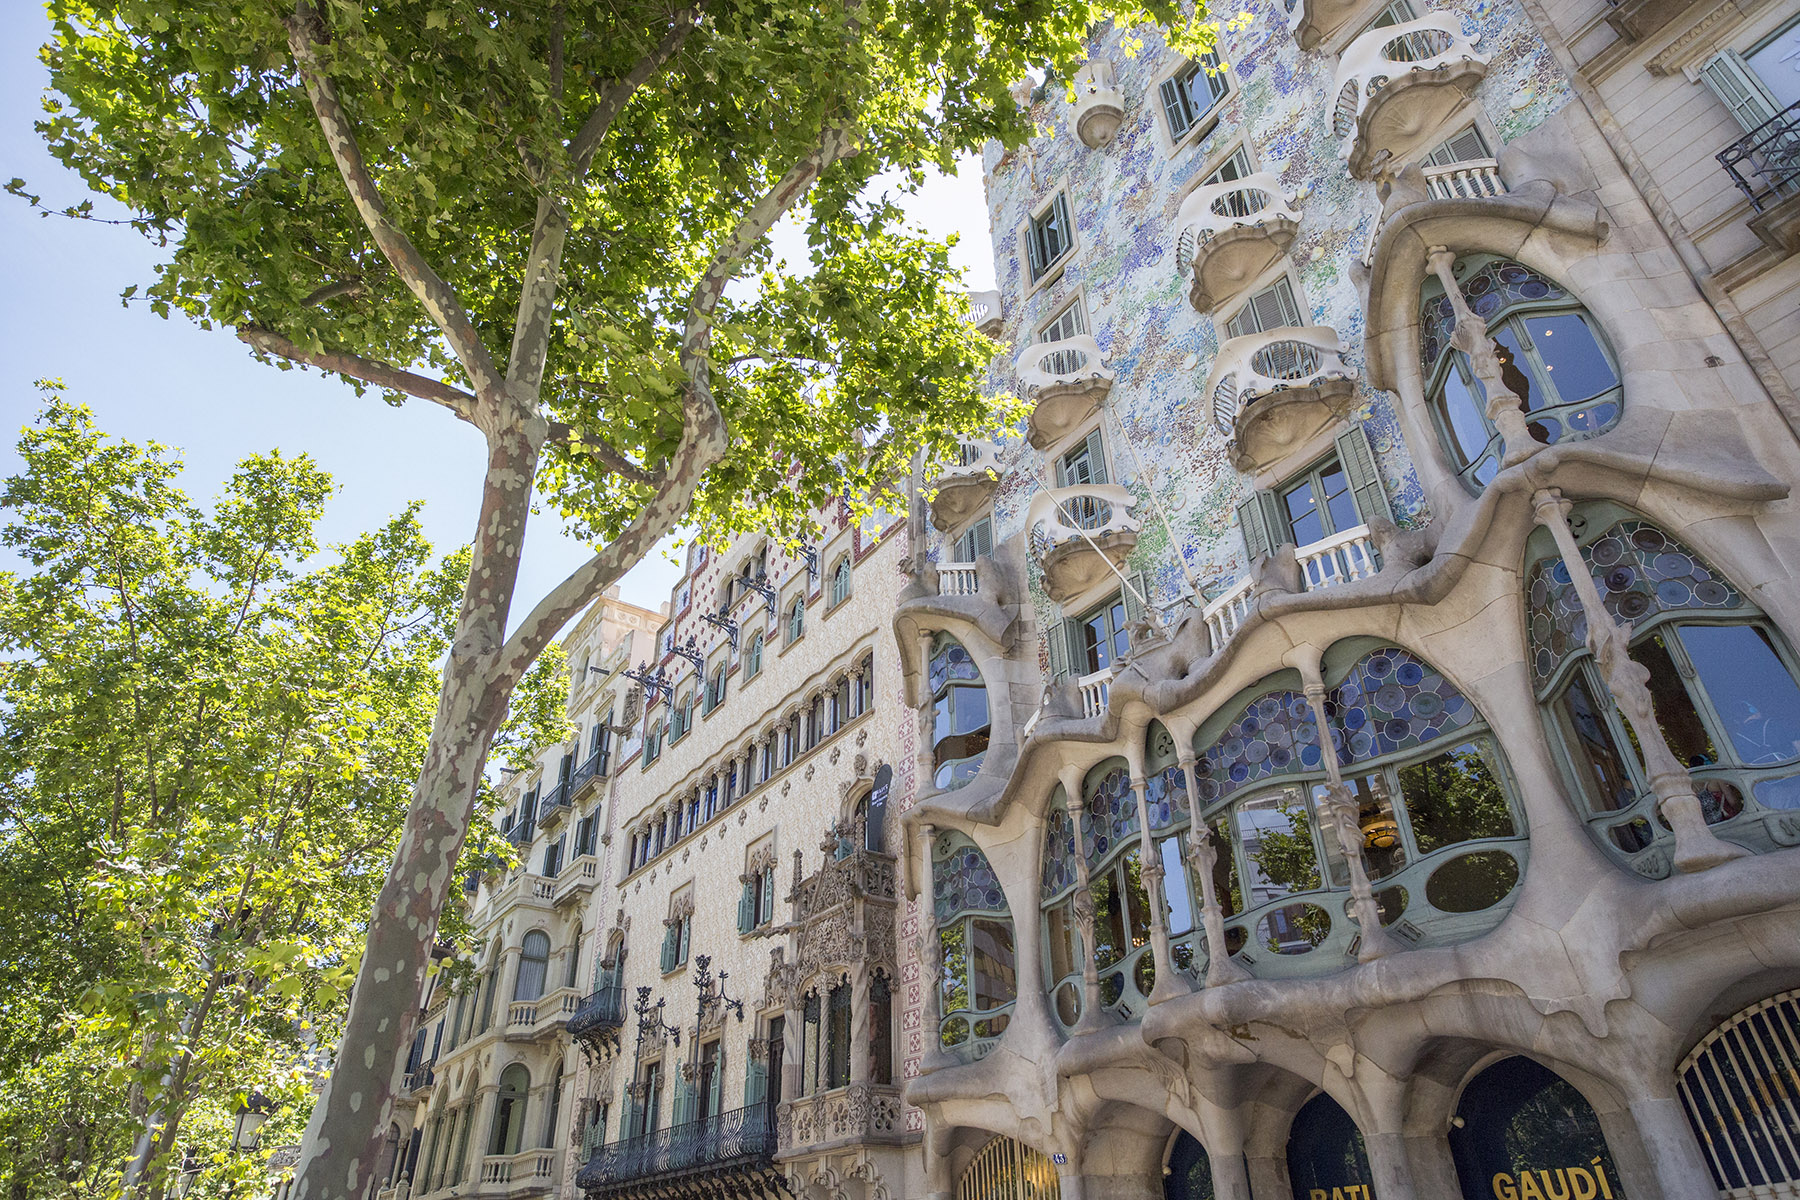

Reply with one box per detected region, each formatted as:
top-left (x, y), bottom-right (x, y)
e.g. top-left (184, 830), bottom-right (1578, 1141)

top-left (543, 834), bottom-right (565, 878)
top-left (1224, 276), bottom-right (1304, 340)
top-left (1423, 125), bottom-right (1490, 166)
top-left (1079, 593), bottom-right (1131, 676)
top-left (1205, 146), bottom-right (1253, 186)
top-left (1056, 428), bottom-right (1108, 488)
top-left (1159, 52), bottom-right (1227, 142)
top-left (1026, 193), bottom-right (1074, 283)
top-left (951, 516), bottom-right (994, 564)
top-left (1036, 300), bottom-right (1087, 378)
top-left (1279, 455), bottom-right (1359, 547)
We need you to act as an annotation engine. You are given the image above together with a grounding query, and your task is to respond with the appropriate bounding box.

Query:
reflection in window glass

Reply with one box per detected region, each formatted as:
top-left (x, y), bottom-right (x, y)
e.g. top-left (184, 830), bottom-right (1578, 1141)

top-left (1629, 631), bottom-right (1717, 766)
top-left (1554, 672), bottom-right (1638, 813)
top-left (1235, 789), bottom-right (1321, 900)
top-left (1678, 624), bottom-right (1800, 766)
top-left (1046, 901), bottom-right (1079, 983)
top-left (1397, 742), bottom-right (1515, 852)
top-left (1342, 773), bottom-right (1409, 880)
top-left (1159, 835), bottom-right (1194, 936)
top-left (1440, 362), bottom-right (1490, 464)
top-left (1527, 314), bottom-right (1618, 403)
top-left (971, 920), bottom-right (1016, 1010)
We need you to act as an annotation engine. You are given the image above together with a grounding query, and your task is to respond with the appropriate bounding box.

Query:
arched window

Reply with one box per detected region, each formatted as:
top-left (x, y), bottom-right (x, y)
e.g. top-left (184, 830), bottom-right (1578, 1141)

top-left (1420, 255), bottom-right (1622, 490)
top-left (489, 1064), bottom-right (531, 1156)
top-left (830, 556), bottom-right (852, 606)
top-left (930, 634), bottom-right (990, 790)
top-left (787, 596), bottom-right (806, 643)
top-left (514, 930), bottom-right (550, 1002)
top-left (543, 1063), bottom-right (564, 1150)
top-left (1164, 1131), bottom-right (1215, 1200)
top-left (934, 832), bottom-right (1015, 1060)
top-left (645, 717), bottom-right (664, 764)
top-left (565, 922), bottom-right (582, 989)
top-left (1679, 987), bottom-right (1800, 1196)
top-left (956, 1136), bottom-right (1060, 1200)
top-left (1168, 642), bottom-right (1526, 980)
top-left (1451, 1056), bottom-right (1621, 1199)
top-left (745, 632), bottom-right (764, 678)
top-left (1529, 506), bottom-right (1800, 877)
top-left (1287, 1093), bottom-right (1372, 1200)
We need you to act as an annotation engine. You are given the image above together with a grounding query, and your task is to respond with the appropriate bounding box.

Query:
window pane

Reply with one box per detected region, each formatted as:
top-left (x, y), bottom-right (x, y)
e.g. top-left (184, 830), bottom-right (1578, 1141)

top-left (1235, 788), bottom-right (1322, 900)
top-left (1283, 478), bottom-right (1326, 546)
top-left (1046, 900), bottom-right (1079, 981)
top-left (1345, 772), bottom-right (1409, 879)
top-left (970, 919), bottom-right (1016, 1010)
top-left (1090, 870), bottom-right (1125, 969)
top-left (1319, 464), bottom-right (1358, 534)
top-left (1084, 612), bottom-right (1112, 672)
top-left (1554, 671), bottom-right (1639, 813)
top-left (1678, 624), bottom-right (1800, 766)
top-left (1629, 631), bottom-right (1718, 766)
top-left (950, 685), bottom-right (990, 736)
top-left (1121, 848), bottom-right (1152, 950)
top-left (1109, 602), bottom-right (1130, 661)
top-left (1490, 325), bottom-right (1538, 411)
top-left (1159, 836), bottom-right (1194, 936)
top-left (939, 924), bottom-right (968, 1013)
top-left (1437, 361), bottom-right (1491, 466)
top-left (1526, 313), bottom-right (1617, 405)
top-left (1396, 742), bottom-right (1515, 852)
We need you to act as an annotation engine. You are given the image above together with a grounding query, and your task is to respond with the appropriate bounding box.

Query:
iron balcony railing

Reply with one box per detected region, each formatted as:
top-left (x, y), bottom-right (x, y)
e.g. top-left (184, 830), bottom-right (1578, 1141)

top-left (572, 747), bottom-right (609, 792)
top-left (1718, 98), bottom-right (1800, 213)
top-left (539, 779), bottom-right (572, 817)
top-left (575, 1102), bottom-right (774, 1192)
top-left (566, 985), bottom-right (625, 1040)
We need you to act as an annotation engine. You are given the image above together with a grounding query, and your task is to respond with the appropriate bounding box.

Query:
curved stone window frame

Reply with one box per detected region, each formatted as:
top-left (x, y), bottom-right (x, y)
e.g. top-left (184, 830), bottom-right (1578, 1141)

top-left (929, 633), bottom-right (991, 791)
top-left (1529, 506), bottom-right (1800, 878)
top-left (1194, 643), bottom-right (1529, 980)
top-left (933, 831), bottom-right (1015, 1061)
top-left (1419, 254), bottom-right (1624, 493)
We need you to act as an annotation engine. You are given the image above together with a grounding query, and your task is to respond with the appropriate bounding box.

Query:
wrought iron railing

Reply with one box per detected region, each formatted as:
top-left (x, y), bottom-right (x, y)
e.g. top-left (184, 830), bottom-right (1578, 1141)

top-left (567, 985), bottom-right (625, 1039)
top-left (1718, 98), bottom-right (1800, 213)
top-left (575, 1102), bottom-right (774, 1190)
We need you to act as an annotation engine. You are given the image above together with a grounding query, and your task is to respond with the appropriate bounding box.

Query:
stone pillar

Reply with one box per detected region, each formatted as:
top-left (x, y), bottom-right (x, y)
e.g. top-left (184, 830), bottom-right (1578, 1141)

top-left (1178, 755), bottom-right (1250, 987)
top-left (1129, 771), bottom-right (1191, 1004)
top-left (1363, 1131), bottom-right (1421, 1200)
top-left (1244, 1154), bottom-right (1288, 1199)
top-left (1300, 668), bottom-right (1400, 961)
top-left (1620, 1092), bottom-right (1720, 1200)
top-left (916, 631), bottom-right (937, 791)
top-left (1426, 246), bottom-right (1538, 468)
top-left (1058, 763), bottom-right (1110, 1033)
top-left (1533, 487), bottom-right (1748, 872)
top-left (915, 822), bottom-right (953, 1070)
top-left (1205, 1151), bottom-right (1254, 1200)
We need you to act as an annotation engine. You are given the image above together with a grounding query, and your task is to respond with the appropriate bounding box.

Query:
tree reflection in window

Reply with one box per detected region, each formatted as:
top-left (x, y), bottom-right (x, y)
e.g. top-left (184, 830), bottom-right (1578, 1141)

top-left (1420, 256), bottom-right (1623, 491)
top-left (934, 833), bottom-right (1014, 1056)
top-left (929, 634), bottom-right (990, 790)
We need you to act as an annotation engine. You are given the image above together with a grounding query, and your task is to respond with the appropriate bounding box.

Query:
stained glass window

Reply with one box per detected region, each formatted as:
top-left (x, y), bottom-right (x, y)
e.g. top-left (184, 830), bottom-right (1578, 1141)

top-left (933, 836), bottom-right (1009, 923)
top-left (1039, 801), bottom-right (1083, 902)
top-left (1328, 646), bottom-right (1476, 763)
top-left (1192, 689), bottom-right (1322, 806)
top-left (1081, 766), bottom-right (1139, 867)
top-left (1144, 763), bottom-right (1191, 831)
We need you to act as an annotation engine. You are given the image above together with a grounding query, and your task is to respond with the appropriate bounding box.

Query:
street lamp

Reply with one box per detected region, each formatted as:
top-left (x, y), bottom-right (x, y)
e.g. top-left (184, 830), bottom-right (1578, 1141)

top-left (233, 1090), bottom-right (275, 1153)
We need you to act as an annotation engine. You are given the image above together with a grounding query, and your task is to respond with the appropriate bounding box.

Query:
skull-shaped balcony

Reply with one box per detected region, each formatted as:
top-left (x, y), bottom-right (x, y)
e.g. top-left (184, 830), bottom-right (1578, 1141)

top-left (1332, 14), bottom-right (1489, 180)
top-left (1018, 335), bottom-right (1113, 451)
top-left (1027, 485), bottom-right (1141, 604)
top-left (1206, 327), bottom-right (1358, 473)
top-left (1177, 173), bottom-right (1302, 311)
top-left (929, 442), bottom-right (1003, 532)
top-left (1072, 60), bottom-right (1125, 148)
top-left (1288, 0), bottom-right (1372, 50)
top-left (968, 288), bottom-right (1003, 337)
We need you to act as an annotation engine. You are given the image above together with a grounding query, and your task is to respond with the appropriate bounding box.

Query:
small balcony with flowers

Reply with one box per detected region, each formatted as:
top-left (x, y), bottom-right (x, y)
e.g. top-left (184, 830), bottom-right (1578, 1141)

top-left (1026, 485), bottom-right (1141, 605)
top-left (1331, 13), bottom-right (1489, 180)
top-left (1205, 326), bottom-right (1358, 474)
top-left (929, 442), bottom-right (1004, 532)
top-left (1017, 336), bottom-right (1113, 451)
top-left (1176, 173), bottom-right (1302, 312)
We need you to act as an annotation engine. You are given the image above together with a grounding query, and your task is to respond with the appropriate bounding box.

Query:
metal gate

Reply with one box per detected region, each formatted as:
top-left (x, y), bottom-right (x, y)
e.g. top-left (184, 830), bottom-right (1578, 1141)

top-left (1678, 987), bottom-right (1800, 1198)
top-left (956, 1135), bottom-right (1061, 1200)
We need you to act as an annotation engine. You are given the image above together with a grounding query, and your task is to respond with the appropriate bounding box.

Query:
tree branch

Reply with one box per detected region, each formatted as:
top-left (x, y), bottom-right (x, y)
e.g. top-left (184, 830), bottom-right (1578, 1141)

top-left (285, 3), bottom-right (506, 408)
top-left (493, 121), bottom-right (859, 679)
top-left (301, 277), bottom-right (366, 307)
top-left (545, 421), bottom-right (658, 485)
top-left (569, 5), bottom-right (701, 179)
top-left (237, 325), bottom-right (481, 424)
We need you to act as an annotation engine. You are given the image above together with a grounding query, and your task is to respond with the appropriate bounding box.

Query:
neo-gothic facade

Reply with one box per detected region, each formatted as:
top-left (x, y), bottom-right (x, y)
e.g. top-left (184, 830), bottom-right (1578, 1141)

top-left (363, 1), bottom-right (1800, 1198)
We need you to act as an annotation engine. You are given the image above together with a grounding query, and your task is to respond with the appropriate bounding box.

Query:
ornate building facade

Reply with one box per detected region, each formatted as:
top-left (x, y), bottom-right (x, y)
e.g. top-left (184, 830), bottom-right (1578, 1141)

top-left (897, 0), bottom-right (1800, 1199)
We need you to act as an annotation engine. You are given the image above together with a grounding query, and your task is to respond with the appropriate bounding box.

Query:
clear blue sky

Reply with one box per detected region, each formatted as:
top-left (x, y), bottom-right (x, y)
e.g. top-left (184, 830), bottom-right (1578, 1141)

top-left (0, 2), bottom-right (995, 625)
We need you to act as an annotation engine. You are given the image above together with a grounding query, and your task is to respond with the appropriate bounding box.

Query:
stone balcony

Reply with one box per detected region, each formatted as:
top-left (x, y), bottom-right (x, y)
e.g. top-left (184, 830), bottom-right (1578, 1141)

top-left (1176, 172), bottom-right (1301, 311)
top-left (1071, 60), bottom-right (1125, 148)
top-left (1018, 335), bottom-right (1113, 450)
top-left (1076, 666), bottom-right (1113, 719)
top-left (967, 288), bottom-right (1002, 337)
top-left (936, 561), bottom-right (980, 598)
top-left (577, 1103), bottom-right (780, 1198)
top-left (1286, 0), bottom-right (1366, 50)
top-left (478, 1149), bottom-right (557, 1188)
top-left (1331, 14), bottom-right (1489, 179)
top-left (503, 985), bottom-right (581, 1043)
top-left (929, 442), bottom-right (1003, 532)
top-left (1205, 326), bottom-right (1357, 473)
top-left (776, 1083), bottom-right (904, 1154)
top-left (1203, 522), bottom-right (1380, 655)
top-left (552, 853), bottom-right (601, 907)
top-left (1026, 484), bottom-right (1141, 604)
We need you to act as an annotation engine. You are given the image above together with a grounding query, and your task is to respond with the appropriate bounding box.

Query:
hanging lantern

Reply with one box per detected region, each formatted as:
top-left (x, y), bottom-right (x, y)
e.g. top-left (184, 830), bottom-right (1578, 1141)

top-left (1360, 812), bottom-right (1400, 850)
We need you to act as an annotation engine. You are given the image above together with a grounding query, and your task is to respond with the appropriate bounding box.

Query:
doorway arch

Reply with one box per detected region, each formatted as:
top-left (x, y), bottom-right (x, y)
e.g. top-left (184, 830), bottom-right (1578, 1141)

top-left (1165, 1129), bottom-right (1217, 1199)
top-left (1449, 1056), bottom-right (1624, 1200)
top-left (1286, 1092), bottom-right (1374, 1199)
top-left (956, 1135), bottom-right (1061, 1200)
top-left (1679, 987), bottom-right (1800, 1196)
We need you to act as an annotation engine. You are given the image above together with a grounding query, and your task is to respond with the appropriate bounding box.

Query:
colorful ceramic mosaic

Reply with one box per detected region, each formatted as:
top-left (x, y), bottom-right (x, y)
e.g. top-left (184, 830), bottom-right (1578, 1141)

top-left (928, 637), bottom-right (982, 694)
top-left (1328, 647), bottom-right (1476, 764)
top-left (934, 836), bottom-right (1009, 922)
top-left (1082, 765), bottom-right (1140, 866)
top-left (1144, 762), bottom-right (1192, 831)
top-left (1040, 801), bottom-right (1083, 901)
top-left (1526, 521), bottom-right (1743, 691)
top-left (1193, 689), bottom-right (1322, 807)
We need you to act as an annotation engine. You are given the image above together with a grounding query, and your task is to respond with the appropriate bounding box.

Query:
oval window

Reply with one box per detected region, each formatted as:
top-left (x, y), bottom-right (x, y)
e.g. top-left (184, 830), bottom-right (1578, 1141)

top-left (1425, 851), bottom-right (1520, 913)
top-left (1053, 980), bottom-right (1081, 1027)
top-left (1258, 903), bottom-right (1330, 954)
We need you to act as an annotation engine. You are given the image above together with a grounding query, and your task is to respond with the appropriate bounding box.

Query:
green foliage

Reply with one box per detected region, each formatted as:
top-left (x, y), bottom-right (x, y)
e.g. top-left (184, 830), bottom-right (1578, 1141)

top-left (0, 390), bottom-right (468, 1199)
top-left (490, 644), bottom-right (575, 773)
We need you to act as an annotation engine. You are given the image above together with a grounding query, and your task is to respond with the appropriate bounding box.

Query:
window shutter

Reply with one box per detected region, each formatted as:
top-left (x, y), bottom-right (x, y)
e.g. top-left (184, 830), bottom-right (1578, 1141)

top-left (1252, 278), bottom-right (1302, 331)
top-left (973, 517), bottom-right (994, 558)
top-left (711, 1048), bottom-right (725, 1116)
top-left (1699, 51), bottom-right (1781, 135)
top-left (1238, 490), bottom-right (1278, 561)
top-left (1046, 618), bottom-right (1072, 680)
top-left (738, 880), bottom-right (754, 934)
top-left (1336, 422), bottom-right (1395, 527)
top-left (1428, 125), bottom-right (1489, 165)
top-left (1052, 194), bottom-right (1073, 259)
top-left (1085, 429), bottom-right (1109, 486)
top-left (672, 1078), bottom-right (695, 1127)
top-left (763, 864), bottom-right (777, 923)
top-left (1025, 220), bottom-right (1046, 280)
top-left (1224, 305), bottom-right (1252, 341)
top-left (660, 925), bottom-right (679, 973)
top-left (745, 1055), bottom-right (769, 1107)
top-left (1160, 76), bottom-right (1191, 139)
top-left (1064, 618), bottom-right (1090, 677)
top-left (1121, 571), bottom-right (1151, 631)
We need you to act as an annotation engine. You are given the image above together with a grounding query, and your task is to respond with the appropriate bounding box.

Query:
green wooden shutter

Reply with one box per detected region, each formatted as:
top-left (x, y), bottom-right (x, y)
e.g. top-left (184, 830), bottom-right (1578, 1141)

top-left (744, 1054), bottom-right (768, 1106)
top-left (672, 1077), bottom-right (695, 1126)
top-left (1160, 75), bottom-right (1191, 139)
top-left (1046, 618), bottom-right (1072, 680)
top-left (972, 516), bottom-right (994, 558)
top-left (763, 865), bottom-right (777, 924)
top-left (1335, 422), bottom-right (1395, 527)
top-left (1085, 429), bottom-right (1109, 486)
top-left (1237, 491), bottom-right (1278, 560)
top-left (710, 1048), bottom-right (725, 1117)
top-left (1026, 218), bottom-right (1046, 280)
top-left (1700, 51), bottom-right (1781, 135)
top-left (738, 880), bottom-right (754, 934)
top-left (660, 924), bottom-right (679, 973)
top-left (1121, 571), bottom-right (1151, 631)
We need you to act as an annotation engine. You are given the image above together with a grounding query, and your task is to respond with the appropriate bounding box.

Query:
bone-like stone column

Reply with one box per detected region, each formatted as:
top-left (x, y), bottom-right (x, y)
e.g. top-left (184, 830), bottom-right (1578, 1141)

top-left (1427, 246), bottom-right (1537, 468)
top-left (1178, 753), bottom-right (1251, 987)
top-left (915, 822), bottom-right (954, 1071)
top-left (1533, 488), bottom-right (1748, 872)
top-left (1300, 668), bottom-right (1402, 961)
top-left (1058, 763), bottom-right (1112, 1032)
top-left (1130, 772), bottom-right (1192, 1003)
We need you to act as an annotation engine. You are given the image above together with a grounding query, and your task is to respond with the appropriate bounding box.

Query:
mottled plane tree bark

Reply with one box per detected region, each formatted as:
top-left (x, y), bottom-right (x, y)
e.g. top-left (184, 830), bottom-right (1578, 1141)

top-left (26, 0), bottom-right (1212, 1193)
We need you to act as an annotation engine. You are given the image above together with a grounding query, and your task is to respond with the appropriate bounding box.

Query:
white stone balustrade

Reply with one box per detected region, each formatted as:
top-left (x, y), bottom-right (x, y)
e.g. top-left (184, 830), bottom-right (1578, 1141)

top-left (1203, 577), bottom-right (1254, 654)
top-left (553, 853), bottom-right (599, 905)
top-left (1205, 326), bottom-right (1356, 471)
top-left (1072, 60), bottom-right (1125, 148)
top-left (1026, 484), bottom-right (1141, 603)
top-left (1018, 335), bottom-right (1114, 449)
top-left (1298, 524), bottom-right (1378, 589)
top-left (1077, 666), bottom-right (1114, 718)
top-left (481, 1150), bottom-right (555, 1185)
top-left (1331, 14), bottom-right (1489, 178)
top-left (968, 289), bottom-right (1003, 336)
top-left (1176, 173), bottom-right (1302, 310)
top-left (1422, 157), bottom-right (1505, 199)
top-left (938, 563), bottom-right (980, 597)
